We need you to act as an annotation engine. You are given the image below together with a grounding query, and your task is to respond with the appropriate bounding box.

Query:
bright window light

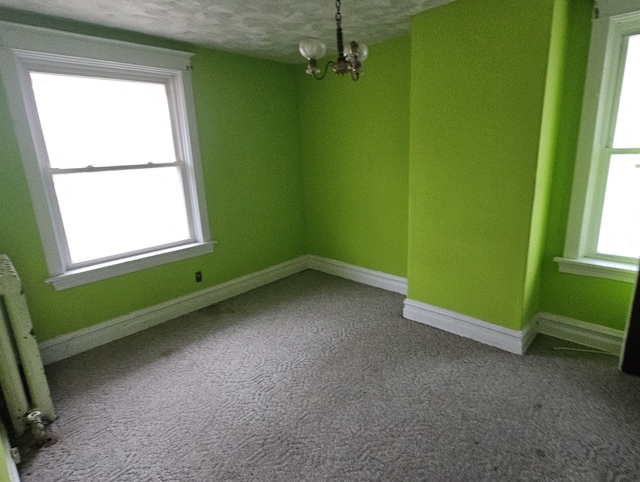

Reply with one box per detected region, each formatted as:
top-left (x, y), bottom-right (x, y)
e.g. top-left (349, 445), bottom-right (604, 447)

top-left (597, 154), bottom-right (640, 258)
top-left (612, 35), bottom-right (640, 149)
top-left (30, 73), bottom-right (177, 168)
top-left (29, 72), bottom-right (194, 266)
top-left (596, 34), bottom-right (640, 260)
top-left (53, 168), bottom-right (191, 263)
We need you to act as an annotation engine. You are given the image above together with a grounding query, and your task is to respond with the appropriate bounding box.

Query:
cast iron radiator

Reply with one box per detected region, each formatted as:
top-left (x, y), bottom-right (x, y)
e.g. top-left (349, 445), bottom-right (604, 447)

top-left (0, 254), bottom-right (56, 436)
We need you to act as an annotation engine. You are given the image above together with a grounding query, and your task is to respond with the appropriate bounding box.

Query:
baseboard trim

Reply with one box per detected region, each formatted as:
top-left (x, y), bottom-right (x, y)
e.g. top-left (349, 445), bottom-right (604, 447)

top-left (39, 256), bottom-right (309, 364)
top-left (521, 316), bottom-right (539, 354)
top-left (45, 255), bottom-right (621, 363)
top-left (536, 312), bottom-right (624, 355)
top-left (403, 298), bottom-right (534, 355)
top-left (38, 255), bottom-right (406, 364)
top-left (307, 256), bottom-right (408, 295)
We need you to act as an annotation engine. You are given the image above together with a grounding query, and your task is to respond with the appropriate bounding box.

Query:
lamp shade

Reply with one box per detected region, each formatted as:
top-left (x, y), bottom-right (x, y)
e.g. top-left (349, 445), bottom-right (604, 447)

top-left (357, 43), bottom-right (368, 62)
top-left (299, 38), bottom-right (327, 60)
top-left (345, 41), bottom-right (368, 62)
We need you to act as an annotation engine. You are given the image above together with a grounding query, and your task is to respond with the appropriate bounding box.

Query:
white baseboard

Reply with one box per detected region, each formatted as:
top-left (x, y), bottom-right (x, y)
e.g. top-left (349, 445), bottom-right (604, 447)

top-left (39, 256), bottom-right (309, 364)
top-left (308, 256), bottom-right (408, 295)
top-left (40, 253), bottom-right (621, 364)
top-left (38, 254), bottom-right (406, 364)
top-left (536, 312), bottom-right (624, 355)
top-left (403, 298), bottom-right (535, 355)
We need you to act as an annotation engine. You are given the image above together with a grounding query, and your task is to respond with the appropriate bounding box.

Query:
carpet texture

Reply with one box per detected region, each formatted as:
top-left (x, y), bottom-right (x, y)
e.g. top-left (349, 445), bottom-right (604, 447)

top-left (17, 270), bottom-right (640, 481)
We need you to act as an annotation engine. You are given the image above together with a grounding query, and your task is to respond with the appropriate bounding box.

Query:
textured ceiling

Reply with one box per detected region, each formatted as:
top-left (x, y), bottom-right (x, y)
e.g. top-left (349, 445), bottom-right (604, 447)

top-left (0, 0), bottom-right (453, 63)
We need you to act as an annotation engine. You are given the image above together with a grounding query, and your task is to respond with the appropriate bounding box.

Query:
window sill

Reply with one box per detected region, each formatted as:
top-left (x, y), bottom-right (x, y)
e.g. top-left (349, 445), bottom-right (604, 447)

top-left (46, 241), bottom-right (216, 290)
top-left (554, 256), bottom-right (638, 283)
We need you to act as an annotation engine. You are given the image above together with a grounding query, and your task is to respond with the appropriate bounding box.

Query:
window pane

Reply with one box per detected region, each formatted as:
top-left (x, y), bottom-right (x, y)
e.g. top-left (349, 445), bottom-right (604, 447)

top-left (30, 73), bottom-right (177, 168)
top-left (597, 154), bottom-right (640, 258)
top-left (53, 167), bottom-right (192, 264)
top-left (612, 34), bottom-right (640, 149)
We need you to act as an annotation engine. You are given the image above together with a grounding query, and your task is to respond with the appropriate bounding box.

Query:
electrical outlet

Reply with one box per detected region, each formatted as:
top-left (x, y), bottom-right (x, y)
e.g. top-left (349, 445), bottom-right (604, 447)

top-left (195, 271), bottom-right (202, 282)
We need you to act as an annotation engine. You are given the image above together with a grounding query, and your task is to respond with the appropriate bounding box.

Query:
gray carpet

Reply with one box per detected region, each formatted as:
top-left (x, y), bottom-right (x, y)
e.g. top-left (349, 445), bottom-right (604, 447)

top-left (16, 270), bottom-right (640, 481)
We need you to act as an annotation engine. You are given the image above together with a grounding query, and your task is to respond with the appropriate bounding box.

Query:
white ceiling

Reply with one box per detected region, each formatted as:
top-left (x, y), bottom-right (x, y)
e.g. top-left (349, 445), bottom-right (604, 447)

top-left (0, 0), bottom-right (453, 63)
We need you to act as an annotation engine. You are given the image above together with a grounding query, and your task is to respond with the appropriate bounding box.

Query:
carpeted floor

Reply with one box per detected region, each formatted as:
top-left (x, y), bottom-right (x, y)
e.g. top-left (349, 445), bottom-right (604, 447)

top-left (16, 270), bottom-right (640, 481)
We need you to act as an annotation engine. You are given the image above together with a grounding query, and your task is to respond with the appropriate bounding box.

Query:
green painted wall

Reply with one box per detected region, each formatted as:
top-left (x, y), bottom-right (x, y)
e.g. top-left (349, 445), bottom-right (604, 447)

top-left (523, 0), bottom-right (572, 325)
top-left (0, 0), bottom-right (635, 352)
top-left (407, 0), bottom-right (634, 332)
top-left (539, 0), bottom-right (635, 330)
top-left (0, 442), bottom-right (9, 482)
top-left (297, 36), bottom-right (410, 278)
top-left (0, 12), bottom-right (306, 341)
top-left (407, 0), bottom-right (557, 330)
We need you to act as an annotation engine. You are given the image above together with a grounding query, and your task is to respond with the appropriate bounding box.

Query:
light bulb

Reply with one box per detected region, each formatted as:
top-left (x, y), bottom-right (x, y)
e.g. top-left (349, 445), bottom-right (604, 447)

top-left (299, 38), bottom-right (327, 60)
top-left (345, 41), bottom-right (368, 62)
top-left (357, 43), bottom-right (368, 62)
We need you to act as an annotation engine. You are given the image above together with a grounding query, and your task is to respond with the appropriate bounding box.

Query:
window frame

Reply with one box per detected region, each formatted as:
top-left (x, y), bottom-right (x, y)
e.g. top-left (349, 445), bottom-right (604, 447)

top-left (0, 22), bottom-right (214, 290)
top-left (556, 6), bottom-right (640, 283)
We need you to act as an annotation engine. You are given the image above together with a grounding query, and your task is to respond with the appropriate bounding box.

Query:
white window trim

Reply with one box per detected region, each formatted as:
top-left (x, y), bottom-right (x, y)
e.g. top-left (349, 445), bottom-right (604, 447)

top-left (0, 22), bottom-right (214, 290)
top-left (556, 5), bottom-right (640, 283)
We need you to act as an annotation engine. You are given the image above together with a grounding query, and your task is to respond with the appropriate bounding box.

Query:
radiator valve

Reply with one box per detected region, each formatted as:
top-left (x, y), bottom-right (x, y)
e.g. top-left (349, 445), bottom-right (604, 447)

top-left (26, 410), bottom-right (47, 446)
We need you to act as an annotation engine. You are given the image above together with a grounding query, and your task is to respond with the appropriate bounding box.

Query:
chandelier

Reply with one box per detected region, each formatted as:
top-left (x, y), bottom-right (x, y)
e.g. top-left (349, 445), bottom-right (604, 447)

top-left (299, 0), bottom-right (368, 81)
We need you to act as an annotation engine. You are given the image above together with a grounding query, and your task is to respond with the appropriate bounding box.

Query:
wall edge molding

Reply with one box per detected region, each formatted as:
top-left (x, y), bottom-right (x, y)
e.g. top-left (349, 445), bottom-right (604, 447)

top-left (39, 256), bottom-right (309, 364)
top-left (307, 255), bottom-right (408, 295)
top-left (536, 311), bottom-right (624, 355)
top-left (402, 298), bottom-right (534, 355)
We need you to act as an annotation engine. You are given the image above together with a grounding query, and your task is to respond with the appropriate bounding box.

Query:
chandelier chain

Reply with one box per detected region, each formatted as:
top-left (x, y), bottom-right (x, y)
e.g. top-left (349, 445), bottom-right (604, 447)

top-left (335, 0), bottom-right (342, 27)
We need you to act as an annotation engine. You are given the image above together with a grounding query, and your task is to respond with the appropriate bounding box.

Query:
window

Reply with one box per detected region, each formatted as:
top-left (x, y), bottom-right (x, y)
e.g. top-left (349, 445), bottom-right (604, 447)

top-left (556, 6), bottom-right (640, 283)
top-left (0, 22), bottom-right (213, 289)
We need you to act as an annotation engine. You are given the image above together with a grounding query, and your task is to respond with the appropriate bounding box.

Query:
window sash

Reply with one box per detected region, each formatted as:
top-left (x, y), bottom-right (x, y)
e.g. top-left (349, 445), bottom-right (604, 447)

top-left (557, 10), bottom-right (640, 282)
top-left (18, 62), bottom-right (201, 271)
top-left (50, 162), bottom-right (196, 269)
top-left (29, 72), bottom-right (180, 169)
top-left (586, 32), bottom-right (640, 263)
top-left (0, 21), bottom-right (213, 289)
